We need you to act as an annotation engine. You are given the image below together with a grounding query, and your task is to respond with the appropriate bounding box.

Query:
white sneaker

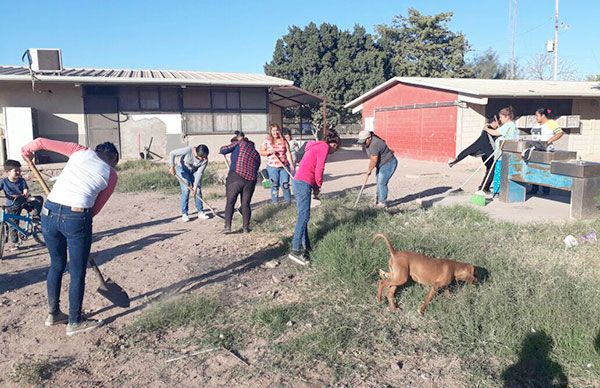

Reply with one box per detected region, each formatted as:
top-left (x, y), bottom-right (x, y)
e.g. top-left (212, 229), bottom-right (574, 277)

top-left (197, 212), bottom-right (210, 220)
top-left (182, 214), bottom-right (190, 222)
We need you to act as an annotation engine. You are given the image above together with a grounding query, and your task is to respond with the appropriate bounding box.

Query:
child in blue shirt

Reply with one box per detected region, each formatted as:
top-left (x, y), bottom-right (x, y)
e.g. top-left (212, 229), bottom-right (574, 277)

top-left (0, 159), bottom-right (43, 248)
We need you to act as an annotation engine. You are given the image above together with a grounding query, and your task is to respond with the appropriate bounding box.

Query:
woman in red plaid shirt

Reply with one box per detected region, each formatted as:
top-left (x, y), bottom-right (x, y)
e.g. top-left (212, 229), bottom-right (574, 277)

top-left (219, 131), bottom-right (261, 233)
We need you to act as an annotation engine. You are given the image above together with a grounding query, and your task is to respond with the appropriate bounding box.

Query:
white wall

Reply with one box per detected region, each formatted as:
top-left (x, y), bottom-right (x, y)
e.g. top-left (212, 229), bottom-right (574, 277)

top-left (571, 99), bottom-right (600, 161)
top-left (0, 81), bottom-right (85, 144)
top-left (455, 103), bottom-right (486, 157)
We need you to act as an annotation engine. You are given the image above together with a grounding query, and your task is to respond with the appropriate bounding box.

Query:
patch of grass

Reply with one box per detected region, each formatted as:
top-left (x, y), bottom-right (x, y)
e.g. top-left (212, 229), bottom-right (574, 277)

top-left (252, 303), bottom-right (307, 336)
top-left (126, 296), bottom-right (219, 335)
top-left (116, 160), bottom-right (223, 194)
top-left (9, 357), bottom-right (67, 385)
top-left (306, 201), bottom-right (600, 384)
top-left (252, 203), bottom-right (297, 233)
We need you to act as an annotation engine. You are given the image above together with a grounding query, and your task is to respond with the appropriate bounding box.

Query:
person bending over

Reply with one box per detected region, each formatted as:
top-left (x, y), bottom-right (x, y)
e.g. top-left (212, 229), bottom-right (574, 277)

top-left (21, 138), bottom-right (119, 336)
top-left (168, 144), bottom-right (210, 222)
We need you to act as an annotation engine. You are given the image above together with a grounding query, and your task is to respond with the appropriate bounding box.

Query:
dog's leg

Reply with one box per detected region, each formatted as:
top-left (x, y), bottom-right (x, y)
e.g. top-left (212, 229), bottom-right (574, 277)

top-left (419, 285), bottom-right (440, 315)
top-left (377, 279), bottom-right (388, 305)
top-left (386, 286), bottom-right (398, 311)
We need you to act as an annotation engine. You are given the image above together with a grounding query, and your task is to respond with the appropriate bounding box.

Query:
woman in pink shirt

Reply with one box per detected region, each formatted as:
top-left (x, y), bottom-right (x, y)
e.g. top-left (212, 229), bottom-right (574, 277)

top-left (288, 130), bottom-right (340, 266)
top-left (21, 138), bottom-right (119, 336)
top-left (259, 124), bottom-right (294, 204)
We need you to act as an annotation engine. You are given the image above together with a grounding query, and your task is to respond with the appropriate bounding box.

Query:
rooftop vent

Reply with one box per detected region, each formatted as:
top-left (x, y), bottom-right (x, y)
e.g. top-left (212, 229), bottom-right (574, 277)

top-left (24, 49), bottom-right (63, 73)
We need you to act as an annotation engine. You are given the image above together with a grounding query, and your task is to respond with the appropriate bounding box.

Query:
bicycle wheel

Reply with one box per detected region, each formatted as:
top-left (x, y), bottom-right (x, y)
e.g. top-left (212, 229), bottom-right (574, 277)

top-left (0, 221), bottom-right (7, 260)
top-left (32, 221), bottom-right (45, 246)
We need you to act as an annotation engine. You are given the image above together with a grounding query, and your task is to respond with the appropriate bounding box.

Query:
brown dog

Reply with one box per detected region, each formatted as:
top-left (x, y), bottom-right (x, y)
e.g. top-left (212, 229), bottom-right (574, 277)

top-left (374, 233), bottom-right (477, 315)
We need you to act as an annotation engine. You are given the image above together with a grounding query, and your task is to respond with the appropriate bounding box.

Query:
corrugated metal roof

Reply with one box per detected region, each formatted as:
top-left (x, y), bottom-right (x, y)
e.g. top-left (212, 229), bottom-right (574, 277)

top-left (345, 77), bottom-right (600, 109)
top-left (0, 65), bottom-right (294, 87)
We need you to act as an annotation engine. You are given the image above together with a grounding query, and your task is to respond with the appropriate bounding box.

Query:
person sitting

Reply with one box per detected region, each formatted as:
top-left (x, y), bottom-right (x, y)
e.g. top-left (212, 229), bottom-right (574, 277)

top-left (0, 159), bottom-right (44, 250)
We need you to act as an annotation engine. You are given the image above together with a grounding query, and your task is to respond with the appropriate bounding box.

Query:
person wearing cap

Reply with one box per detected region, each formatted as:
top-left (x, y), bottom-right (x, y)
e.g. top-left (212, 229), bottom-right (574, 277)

top-left (219, 131), bottom-right (261, 233)
top-left (357, 130), bottom-right (398, 208)
top-left (168, 144), bottom-right (210, 222)
top-left (21, 138), bottom-right (119, 336)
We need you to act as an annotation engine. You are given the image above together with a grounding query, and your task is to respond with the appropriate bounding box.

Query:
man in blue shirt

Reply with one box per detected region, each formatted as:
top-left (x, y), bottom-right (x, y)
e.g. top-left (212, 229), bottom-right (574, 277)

top-left (0, 159), bottom-right (43, 248)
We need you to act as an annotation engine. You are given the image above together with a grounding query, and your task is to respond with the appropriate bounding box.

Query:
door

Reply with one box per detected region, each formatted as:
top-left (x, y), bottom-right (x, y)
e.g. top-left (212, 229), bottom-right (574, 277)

top-left (84, 95), bottom-right (121, 152)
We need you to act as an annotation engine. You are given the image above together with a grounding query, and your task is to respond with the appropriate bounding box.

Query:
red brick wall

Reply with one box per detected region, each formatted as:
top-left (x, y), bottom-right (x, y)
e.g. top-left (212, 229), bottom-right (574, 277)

top-left (361, 83), bottom-right (458, 162)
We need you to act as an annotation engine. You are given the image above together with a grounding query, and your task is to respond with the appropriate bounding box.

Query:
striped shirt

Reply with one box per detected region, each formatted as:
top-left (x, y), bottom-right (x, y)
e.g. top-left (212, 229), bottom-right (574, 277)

top-left (219, 140), bottom-right (261, 181)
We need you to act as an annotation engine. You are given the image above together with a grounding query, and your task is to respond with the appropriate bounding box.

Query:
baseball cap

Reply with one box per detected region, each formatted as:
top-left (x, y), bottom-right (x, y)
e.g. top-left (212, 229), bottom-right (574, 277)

top-left (357, 130), bottom-right (372, 144)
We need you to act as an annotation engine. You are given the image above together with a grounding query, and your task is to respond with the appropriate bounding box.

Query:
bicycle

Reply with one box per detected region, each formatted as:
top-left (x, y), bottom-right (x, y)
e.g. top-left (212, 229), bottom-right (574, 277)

top-left (0, 205), bottom-right (45, 260)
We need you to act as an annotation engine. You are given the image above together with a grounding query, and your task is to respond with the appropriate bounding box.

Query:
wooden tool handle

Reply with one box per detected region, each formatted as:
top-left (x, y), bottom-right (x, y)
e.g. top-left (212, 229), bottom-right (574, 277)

top-left (24, 158), bottom-right (51, 196)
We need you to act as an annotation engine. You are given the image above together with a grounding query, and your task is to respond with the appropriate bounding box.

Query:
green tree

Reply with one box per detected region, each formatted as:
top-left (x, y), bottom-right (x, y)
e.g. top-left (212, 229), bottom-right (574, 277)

top-left (377, 8), bottom-right (473, 78)
top-left (265, 23), bottom-right (387, 125)
top-left (471, 48), bottom-right (509, 79)
top-left (586, 74), bottom-right (600, 81)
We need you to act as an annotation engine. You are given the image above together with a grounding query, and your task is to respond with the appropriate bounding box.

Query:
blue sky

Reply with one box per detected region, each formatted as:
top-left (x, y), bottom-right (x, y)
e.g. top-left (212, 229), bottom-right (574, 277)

top-left (1, 0), bottom-right (598, 78)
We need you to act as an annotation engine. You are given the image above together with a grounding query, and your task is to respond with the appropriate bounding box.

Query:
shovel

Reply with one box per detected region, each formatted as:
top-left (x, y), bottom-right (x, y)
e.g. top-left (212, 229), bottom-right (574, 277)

top-left (25, 158), bottom-right (130, 308)
top-left (173, 174), bottom-right (225, 220)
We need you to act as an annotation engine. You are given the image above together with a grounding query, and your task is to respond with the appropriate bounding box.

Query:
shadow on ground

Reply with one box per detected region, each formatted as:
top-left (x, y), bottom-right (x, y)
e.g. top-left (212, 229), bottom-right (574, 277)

top-left (501, 330), bottom-right (568, 388)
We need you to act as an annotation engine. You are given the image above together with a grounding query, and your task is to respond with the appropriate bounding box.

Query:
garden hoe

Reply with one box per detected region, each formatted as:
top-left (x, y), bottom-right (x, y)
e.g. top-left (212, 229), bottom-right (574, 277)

top-left (353, 173), bottom-right (370, 208)
top-left (26, 159), bottom-right (131, 308)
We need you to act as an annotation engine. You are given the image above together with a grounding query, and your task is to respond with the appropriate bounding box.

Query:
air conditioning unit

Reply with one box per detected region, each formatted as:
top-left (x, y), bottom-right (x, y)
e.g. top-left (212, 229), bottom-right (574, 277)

top-left (28, 49), bottom-right (63, 73)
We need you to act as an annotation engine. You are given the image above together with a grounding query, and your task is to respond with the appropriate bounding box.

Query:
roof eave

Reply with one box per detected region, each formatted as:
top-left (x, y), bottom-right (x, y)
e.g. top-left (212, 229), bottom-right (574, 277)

top-left (0, 74), bottom-right (294, 87)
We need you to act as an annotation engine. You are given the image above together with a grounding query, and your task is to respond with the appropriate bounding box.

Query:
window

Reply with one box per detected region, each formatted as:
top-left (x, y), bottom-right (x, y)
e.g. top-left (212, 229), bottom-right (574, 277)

top-left (241, 88), bottom-right (267, 111)
top-left (211, 89), bottom-right (240, 110)
top-left (183, 113), bottom-right (213, 134)
top-left (214, 113), bottom-right (241, 132)
top-left (139, 88), bottom-right (160, 110)
top-left (242, 113), bottom-right (268, 132)
top-left (183, 88), bottom-right (211, 110)
top-left (159, 88), bottom-right (180, 111)
top-left (119, 88), bottom-right (140, 111)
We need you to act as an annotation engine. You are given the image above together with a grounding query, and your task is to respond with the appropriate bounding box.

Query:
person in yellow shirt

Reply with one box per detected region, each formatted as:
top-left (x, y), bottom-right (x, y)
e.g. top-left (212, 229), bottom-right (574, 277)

top-left (530, 107), bottom-right (564, 195)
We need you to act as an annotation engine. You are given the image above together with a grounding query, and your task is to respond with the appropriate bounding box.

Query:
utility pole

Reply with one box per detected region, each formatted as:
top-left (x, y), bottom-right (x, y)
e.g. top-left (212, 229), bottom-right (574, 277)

top-left (553, 0), bottom-right (559, 80)
top-left (509, 0), bottom-right (517, 79)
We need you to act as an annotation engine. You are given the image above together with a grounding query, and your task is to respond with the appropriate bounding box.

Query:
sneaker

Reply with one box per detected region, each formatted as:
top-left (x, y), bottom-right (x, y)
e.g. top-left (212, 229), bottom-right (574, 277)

top-left (222, 227), bottom-right (231, 235)
top-left (242, 227), bottom-right (251, 234)
top-left (375, 203), bottom-right (386, 209)
top-left (66, 318), bottom-right (104, 336)
top-left (197, 212), bottom-right (210, 220)
top-left (288, 250), bottom-right (310, 266)
top-left (181, 214), bottom-right (190, 222)
top-left (45, 311), bottom-right (68, 326)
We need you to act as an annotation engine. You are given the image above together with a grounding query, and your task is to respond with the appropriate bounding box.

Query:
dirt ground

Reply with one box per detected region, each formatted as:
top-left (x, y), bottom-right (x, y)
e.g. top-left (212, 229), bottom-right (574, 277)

top-left (0, 147), bottom-right (581, 386)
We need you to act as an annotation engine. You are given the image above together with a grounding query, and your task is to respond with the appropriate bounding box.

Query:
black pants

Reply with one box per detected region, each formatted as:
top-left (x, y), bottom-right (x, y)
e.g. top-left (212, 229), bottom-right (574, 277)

top-left (452, 130), bottom-right (495, 165)
top-left (224, 171), bottom-right (256, 229)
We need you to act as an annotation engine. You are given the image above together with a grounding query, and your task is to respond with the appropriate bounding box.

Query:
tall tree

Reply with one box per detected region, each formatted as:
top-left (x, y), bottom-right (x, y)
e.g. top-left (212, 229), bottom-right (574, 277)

top-left (376, 8), bottom-right (473, 78)
top-left (265, 23), bottom-right (387, 125)
top-left (525, 53), bottom-right (576, 80)
top-left (470, 48), bottom-right (509, 79)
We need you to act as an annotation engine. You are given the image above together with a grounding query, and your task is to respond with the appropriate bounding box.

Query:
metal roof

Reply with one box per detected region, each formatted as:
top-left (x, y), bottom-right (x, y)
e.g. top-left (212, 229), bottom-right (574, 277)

top-left (345, 77), bottom-right (600, 109)
top-left (269, 85), bottom-right (325, 107)
top-left (0, 65), bottom-right (294, 87)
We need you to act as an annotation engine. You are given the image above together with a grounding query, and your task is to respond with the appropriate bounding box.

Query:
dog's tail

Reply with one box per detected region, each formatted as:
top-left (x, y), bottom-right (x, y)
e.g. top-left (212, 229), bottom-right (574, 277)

top-left (373, 233), bottom-right (397, 255)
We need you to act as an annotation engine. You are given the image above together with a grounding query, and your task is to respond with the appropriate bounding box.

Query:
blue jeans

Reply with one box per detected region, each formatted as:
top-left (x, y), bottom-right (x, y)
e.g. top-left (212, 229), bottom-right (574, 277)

top-left (291, 180), bottom-right (312, 252)
top-left (42, 200), bottom-right (93, 324)
top-left (176, 165), bottom-right (203, 214)
top-left (267, 166), bottom-right (291, 204)
top-left (376, 157), bottom-right (398, 205)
